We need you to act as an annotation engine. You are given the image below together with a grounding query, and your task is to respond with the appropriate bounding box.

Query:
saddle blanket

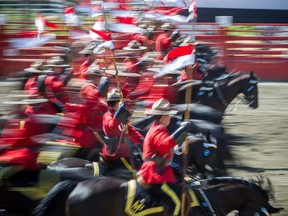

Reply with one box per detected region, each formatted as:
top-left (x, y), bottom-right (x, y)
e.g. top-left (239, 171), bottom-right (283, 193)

top-left (124, 180), bottom-right (200, 216)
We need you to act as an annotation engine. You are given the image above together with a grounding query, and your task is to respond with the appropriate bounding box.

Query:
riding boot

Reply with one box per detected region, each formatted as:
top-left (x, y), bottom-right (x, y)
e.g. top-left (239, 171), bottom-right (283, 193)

top-left (149, 183), bottom-right (181, 216)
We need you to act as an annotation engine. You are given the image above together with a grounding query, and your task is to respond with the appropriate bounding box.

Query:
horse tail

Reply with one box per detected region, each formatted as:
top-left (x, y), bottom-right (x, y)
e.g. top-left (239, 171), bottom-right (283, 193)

top-left (32, 180), bottom-right (78, 216)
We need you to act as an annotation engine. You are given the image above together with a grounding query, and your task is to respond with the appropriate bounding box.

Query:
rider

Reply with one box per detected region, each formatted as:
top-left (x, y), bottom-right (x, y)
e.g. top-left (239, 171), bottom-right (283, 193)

top-left (155, 23), bottom-right (180, 60)
top-left (122, 40), bottom-right (153, 74)
top-left (100, 88), bottom-right (144, 175)
top-left (23, 60), bottom-right (64, 115)
top-left (42, 56), bottom-right (72, 112)
top-left (78, 65), bottom-right (108, 132)
top-left (78, 43), bottom-right (99, 80)
top-left (137, 98), bottom-right (189, 216)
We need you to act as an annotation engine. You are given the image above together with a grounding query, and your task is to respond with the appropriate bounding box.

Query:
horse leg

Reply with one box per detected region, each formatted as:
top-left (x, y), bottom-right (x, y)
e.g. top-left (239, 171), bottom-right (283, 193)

top-left (33, 180), bottom-right (78, 216)
top-left (66, 177), bottom-right (127, 216)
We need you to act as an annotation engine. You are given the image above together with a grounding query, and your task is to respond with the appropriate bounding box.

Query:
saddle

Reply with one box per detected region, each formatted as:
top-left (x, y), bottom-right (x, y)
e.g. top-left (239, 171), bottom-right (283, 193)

top-left (124, 180), bottom-right (200, 216)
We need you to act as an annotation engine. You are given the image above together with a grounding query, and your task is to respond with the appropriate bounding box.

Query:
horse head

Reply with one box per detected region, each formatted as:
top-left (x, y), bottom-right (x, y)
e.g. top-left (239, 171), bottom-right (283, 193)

top-left (248, 175), bottom-right (285, 215)
top-left (180, 134), bottom-right (226, 179)
top-left (193, 176), bottom-right (284, 216)
top-left (242, 71), bottom-right (259, 109)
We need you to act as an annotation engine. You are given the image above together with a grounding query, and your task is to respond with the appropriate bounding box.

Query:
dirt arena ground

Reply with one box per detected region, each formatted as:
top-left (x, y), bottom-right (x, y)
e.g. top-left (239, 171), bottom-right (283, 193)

top-left (222, 82), bottom-right (288, 215)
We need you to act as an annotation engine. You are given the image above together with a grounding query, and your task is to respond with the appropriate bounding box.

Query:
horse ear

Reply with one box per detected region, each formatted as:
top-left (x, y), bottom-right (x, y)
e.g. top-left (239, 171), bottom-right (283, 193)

top-left (249, 71), bottom-right (258, 82)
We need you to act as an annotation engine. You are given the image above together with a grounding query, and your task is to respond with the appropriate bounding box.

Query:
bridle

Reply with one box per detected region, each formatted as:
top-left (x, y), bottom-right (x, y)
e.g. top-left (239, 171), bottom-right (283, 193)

top-left (227, 76), bottom-right (258, 112)
top-left (243, 79), bottom-right (258, 106)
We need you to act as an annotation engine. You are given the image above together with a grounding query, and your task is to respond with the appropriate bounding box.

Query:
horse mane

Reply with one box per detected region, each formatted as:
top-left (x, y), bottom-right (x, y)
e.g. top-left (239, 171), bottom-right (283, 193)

top-left (192, 176), bottom-right (273, 200)
top-left (226, 72), bottom-right (250, 87)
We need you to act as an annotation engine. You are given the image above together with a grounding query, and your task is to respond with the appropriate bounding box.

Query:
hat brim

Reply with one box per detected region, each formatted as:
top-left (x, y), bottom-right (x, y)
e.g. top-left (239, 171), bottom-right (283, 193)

top-left (87, 72), bottom-right (103, 76)
top-left (147, 68), bottom-right (181, 75)
top-left (2, 98), bottom-right (48, 105)
top-left (106, 97), bottom-right (121, 102)
top-left (122, 46), bottom-right (147, 51)
top-left (45, 64), bottom-right (70, 67)
top-left (144, 109), bottom-right (178, 115)
top-left (105, 70), bottom-right (141, 77)
top-left (24, 68), bottom-right (52, 73)
top-left (79, 50), bottom-right (93, 54)
top-left (106, 97), bottom-right (131, 102)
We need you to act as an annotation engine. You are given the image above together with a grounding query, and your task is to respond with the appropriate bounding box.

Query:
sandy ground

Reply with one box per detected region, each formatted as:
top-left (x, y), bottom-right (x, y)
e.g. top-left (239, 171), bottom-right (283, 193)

top-left (222, 82), bottom-right (288, 215)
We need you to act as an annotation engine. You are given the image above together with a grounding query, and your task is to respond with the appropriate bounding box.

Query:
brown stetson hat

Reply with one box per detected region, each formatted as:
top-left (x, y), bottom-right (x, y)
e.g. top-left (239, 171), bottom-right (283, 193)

top-left (123, 40), bottom-right (147, 51)
top-left (24, 60), bottom-right (52, 73)
top-left (144, 98), bottom-right (178, 115)
top-left (104, 69), bottom-right (140, 78)
top-left (79, 44), bottom-right (97, 55)
top-left (160, 22), bottom-right (173, 31)
top-left (87, 65), bottom-right (105, 76)
top-left (45, 56), bottom-right (69, 67)
top-left (107, 88), bottom-right (121, 102)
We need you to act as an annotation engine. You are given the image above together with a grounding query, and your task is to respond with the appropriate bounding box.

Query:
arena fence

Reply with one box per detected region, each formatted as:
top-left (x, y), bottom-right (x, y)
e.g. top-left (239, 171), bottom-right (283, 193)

top-left (0, 21), bottom-right (288, 81)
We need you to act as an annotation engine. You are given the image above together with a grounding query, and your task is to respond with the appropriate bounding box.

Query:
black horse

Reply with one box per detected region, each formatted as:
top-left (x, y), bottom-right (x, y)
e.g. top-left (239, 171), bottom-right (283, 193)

top-left (173, 71), bottom-right (258, 113)
top-left (0, 135), bottom-right (225, 215)
top-left (47, 134), bottom-right (226, 181)
top-left (134, 115), bottom-right (227, 178)
top-left (33, 176), bottom-right (284, 216)
top-left (132, 115), bottom-right (225, 141)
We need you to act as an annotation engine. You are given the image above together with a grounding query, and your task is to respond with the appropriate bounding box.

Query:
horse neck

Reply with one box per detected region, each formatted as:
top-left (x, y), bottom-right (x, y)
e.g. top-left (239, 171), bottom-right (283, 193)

top-left (218, 75), bottom-right (247, 106)
top-left (201, 183), bottom-right (260, 215)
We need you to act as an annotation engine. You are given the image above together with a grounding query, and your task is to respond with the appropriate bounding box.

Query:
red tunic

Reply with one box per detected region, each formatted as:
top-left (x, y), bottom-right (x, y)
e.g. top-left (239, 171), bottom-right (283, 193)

top-left (80, 83), bottom-right (102, 101)
top-left (24, 102), bottom-right (60, 116)
top-left (24, 76), bottom-right (62, 115)
top-left (101, 109), bottom-right (143, 160)
top-left (132, 33), bottom-right (147, 44)
top-left (78, 83), bottom-right (108, 131)
top-left (123, 57), bottom-right (141, 74)
top-left (46, 75), bottom-right (69, 104)
top-left (139, 121), bottom-right (177, 184)
top-left (78, 59), bottom-right (93, 80)
top-left (24, 76), bottom-right (38, 95)
top-left (155, 33), bottom-right (172, 60)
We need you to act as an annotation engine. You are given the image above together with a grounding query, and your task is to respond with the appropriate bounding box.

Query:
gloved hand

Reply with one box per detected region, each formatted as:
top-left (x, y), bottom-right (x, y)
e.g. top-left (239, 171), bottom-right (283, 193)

top-left (97, 77), bottom-right (110, 97)
top-left (114, 102), bottom-right (130, 124)
top-left (170, 122), bottom-right (190, 145)
top-left (170, 30), bottom-right (180, 42)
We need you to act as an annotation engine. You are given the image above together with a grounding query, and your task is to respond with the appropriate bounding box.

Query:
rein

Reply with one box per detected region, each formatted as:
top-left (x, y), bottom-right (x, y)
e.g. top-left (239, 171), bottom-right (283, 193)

top-left (197, 188), bottom-right (217, 216)
top-left (214, 74), bottom-right (257, 112)
top-left (213, 82), bottom-right (228, 107)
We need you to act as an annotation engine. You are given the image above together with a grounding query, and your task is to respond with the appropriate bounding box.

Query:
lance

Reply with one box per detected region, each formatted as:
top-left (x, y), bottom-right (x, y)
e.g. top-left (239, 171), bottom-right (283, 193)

top-left (101, 5), bottom-right (137, 180)
top-left (180, 4), bottom-right (198, 215)
top-left (181, 48), bottom-right (196, 216)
